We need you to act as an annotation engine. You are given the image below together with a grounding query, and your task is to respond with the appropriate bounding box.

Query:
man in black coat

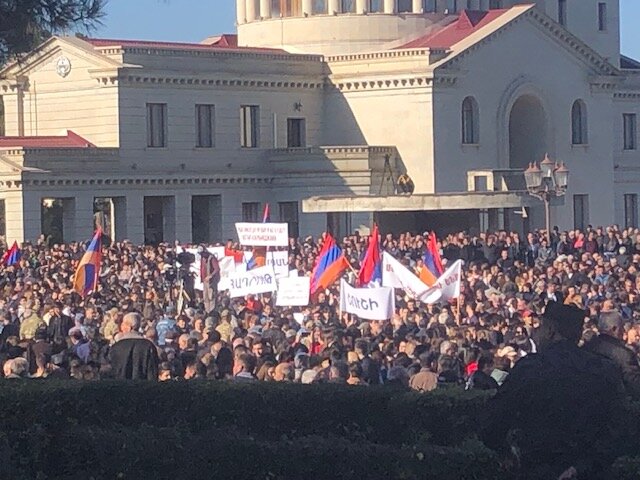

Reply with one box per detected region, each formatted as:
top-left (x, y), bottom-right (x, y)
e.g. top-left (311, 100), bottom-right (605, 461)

top-left (483, 303), bottom-right (627, 479)
top-left (109, 312), bottom-right (159, 381)
top-left (583, 308), bottom-right (640, 400)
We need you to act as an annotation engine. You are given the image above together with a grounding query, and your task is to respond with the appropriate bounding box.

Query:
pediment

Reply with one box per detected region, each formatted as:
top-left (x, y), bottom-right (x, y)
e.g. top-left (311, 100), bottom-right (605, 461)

top-left (0, 36), bottom-right (122, 79)
top-left (433, 6), bottom-right (618, 78)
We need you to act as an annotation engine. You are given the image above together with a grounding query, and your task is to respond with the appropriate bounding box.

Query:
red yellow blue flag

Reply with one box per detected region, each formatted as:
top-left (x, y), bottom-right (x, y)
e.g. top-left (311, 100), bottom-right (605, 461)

top-left (73, 229), bottom-right (102, 297)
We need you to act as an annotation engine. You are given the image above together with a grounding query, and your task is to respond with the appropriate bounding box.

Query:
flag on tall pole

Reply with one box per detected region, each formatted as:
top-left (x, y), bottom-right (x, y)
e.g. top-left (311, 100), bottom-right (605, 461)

top-left (73, 229), bottom-right (102, 297)
top-left (310, 233), bottom-right (349, 294)
top-left (262, 203), bottom-right (271, 223)
top-left (1, 241), bottom-right (21, 267)
top-left (358, 223), bottom-right (382, 287)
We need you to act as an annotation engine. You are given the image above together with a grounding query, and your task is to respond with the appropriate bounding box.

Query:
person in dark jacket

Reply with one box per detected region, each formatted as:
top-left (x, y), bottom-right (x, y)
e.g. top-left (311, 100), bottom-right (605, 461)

top-left (355, 339), bottom-right (380, 385)
top-left (465, 355), bottom-right (498, 391)
top-left (46, 302), bottom-right (74, 353)
top-left (109, 312), bottom-right (159, 380)
top-left (583, 306), bottom-right (640, 400)
top-left (483, 302), bottom-right (627, 479)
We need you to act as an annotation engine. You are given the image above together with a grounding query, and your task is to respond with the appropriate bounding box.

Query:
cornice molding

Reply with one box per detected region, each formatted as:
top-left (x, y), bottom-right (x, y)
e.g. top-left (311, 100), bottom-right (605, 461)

top-left (116, 74), bottom-right (325, 90)
top-left (329, 75), bottom-right (435, 92)
top-left (0, 175), bottom-right (276, 190)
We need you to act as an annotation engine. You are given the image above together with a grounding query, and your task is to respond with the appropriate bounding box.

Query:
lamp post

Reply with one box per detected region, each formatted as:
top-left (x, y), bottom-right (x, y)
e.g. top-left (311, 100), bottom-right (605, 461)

top-left (524, 154), bottom-right (570, 244)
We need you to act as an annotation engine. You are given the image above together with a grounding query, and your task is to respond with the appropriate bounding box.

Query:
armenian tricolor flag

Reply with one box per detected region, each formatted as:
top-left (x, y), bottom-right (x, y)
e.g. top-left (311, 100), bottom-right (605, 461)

top-left (310, 233), bottom-right (349, 294)
top-left (358, 223), bottom-right (382, 287)
top-left (419, 232), bottom-right (444, 287)
top-left (1, 241), bottom-right (21, 267)
top-left (73, 229), bottom-right (102, 297)
top-left (262, 203), bottom-right (271, 223)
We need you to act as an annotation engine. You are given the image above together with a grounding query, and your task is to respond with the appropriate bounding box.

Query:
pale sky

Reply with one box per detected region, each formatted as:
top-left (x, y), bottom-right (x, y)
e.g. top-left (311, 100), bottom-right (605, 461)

top-left (96, 0), bottom-right (640, 59)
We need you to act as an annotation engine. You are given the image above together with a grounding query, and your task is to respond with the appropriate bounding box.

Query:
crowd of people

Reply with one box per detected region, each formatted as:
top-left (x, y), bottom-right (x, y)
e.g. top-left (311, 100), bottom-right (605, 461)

top-left (0, 225), bottom-right (638, 400)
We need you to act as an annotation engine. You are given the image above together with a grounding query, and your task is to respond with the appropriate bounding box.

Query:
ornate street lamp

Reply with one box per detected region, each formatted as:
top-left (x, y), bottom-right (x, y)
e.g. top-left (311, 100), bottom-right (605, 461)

top-left (524, 154), bottom-right (570, 243)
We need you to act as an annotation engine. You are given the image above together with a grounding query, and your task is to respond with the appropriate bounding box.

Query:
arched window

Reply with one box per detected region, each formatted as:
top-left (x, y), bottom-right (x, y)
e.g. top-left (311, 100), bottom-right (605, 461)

top-left (397, 0), bottom-right (412, 12)
top-left (462, 96), bottom-right (479, 144)
top-left (571, 100), bottom-right (588, 145)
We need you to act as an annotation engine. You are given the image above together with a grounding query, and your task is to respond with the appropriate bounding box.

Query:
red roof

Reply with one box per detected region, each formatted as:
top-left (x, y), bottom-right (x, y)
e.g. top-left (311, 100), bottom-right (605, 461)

top-left (85, 36), bottom-right (286, 54)
top-left (0, 131), bottom-right (95, 149)
top-left (398, 9), bottom-right (509, 49)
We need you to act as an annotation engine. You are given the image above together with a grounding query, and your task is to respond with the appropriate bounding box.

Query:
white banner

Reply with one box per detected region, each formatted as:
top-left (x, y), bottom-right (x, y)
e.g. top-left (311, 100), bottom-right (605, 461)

top-left (235, 222), bottom-right (289, 247)
top-left (276, 276), bottom-right (310, 307)
top-left (382, 252), bottom-right (442, 304)
top-left (267, 250), bottom-right (290, 279)
top-left (228, 265), bottom-right (277, 298)
top-left (177, 247), bottom-right (232, 291)
top-left (431, 260), bottom-right (462, 302)
top-left (217, 256), bottom-right (237, 291)
top-left (339, 279), bottom-right (395, 321)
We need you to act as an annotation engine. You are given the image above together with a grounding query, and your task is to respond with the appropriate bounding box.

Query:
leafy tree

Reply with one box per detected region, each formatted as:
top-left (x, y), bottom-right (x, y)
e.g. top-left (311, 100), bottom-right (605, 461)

top-left (0, 0), bottom-right (106, 63)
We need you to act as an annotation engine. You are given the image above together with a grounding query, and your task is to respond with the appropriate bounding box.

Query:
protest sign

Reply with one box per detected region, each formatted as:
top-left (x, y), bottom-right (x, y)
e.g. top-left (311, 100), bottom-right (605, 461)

top-left (228, 266), bottom-right (277, 298)
top-left (382, 252), bottom-right (441, 304)
top-left (235, 222), bottom-right (289, 247)
top-left (339, 279), bottom-right (394, 321)
top-left (267, 250), bottom-right (290, 279)
top-left (177, 247), bottom-right (236, 291)
top-left (276, 276), bottom-right (310, 307)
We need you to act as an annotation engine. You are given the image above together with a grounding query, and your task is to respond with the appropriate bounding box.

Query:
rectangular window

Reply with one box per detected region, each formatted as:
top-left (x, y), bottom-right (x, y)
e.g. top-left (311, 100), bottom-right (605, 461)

top-left (573, 194), bottom-right (589, 231)
top-left (146, 103), bottom-right (167, 148)
top-left (242, 202), bottom-right (260, 222)
top-left (287, 118), bottom-right (306, 148)
top-left (341, 0), bottom-right (356, 12)
top-left (369, 0), bottom-right (384, 12)
top-left (195, 104), bottom-right (215, 148)
top-left (397, 0), bottom-right (412, 12)
top-left (312, 0), bottom-right (327, 14)
top-left (625, 194), bottom-right (638, 229)
top-left (558, 0), bottom-right (567, 26)
top-left (447, 0), bottom-right (457, 12)
top-left (424, 0), bottom-right (437, 12)
top-left (240, 105), bottom-right (260, 148)
top-left (624, 113), bottom-right (637, 150)
top-left (279, 201), bottom-right (299, 239)
top-left (598, 2), bottom-right (607, 31)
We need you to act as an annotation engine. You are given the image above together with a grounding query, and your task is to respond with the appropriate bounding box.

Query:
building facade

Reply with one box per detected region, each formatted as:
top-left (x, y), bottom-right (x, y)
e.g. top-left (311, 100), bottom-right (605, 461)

top-left (0, 0), bottom-right (638, 244)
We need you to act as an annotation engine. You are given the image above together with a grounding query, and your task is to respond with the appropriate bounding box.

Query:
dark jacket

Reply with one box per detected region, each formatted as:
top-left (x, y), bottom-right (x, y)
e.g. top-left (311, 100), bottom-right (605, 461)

top-left (584, 334), bottom-right (640, 400)
top-left (483, 341), bottom-right (627, 478)
top-left (109, 337), bottom-right (159, 380)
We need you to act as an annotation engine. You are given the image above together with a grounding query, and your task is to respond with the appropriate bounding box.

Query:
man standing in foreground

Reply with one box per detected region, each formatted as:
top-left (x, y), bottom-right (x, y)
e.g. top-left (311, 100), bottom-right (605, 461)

top-left (483, 302), bottom-right (628, 479)
top-left (109, 312), bottom-right (159, 380)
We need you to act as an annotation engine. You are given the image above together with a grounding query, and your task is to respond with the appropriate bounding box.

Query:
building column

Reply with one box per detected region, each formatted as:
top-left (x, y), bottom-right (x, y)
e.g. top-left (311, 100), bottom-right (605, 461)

top-left (302, 0), bottom-right (313, 15)
top-left (236, 0), bottom-right (247, 24)
top-left (260, 0), bottom-right (271, 18)
top-left (126, 194), bottom-right (144, 244)
top-left (384, 0), bottom-right (396, 14)
top-left (174, 193), bottom-right (192, 244)
top-left (356, 0), bottom-right (367, 13)
top-left (412, 0), bottom-right (422, 13)
top-left (246, 0), bottom-right (257, 22)
top-left (73, 192), bottom-right (95, 241)
top-left (329, 0), bottom-right (340, 14)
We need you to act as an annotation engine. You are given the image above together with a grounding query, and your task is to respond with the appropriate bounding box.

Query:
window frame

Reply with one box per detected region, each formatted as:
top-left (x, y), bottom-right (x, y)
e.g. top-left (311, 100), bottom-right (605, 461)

top-left (240, 105), bottom-right (260, 149)
top-left (558, 0), bottom-right (567, 26)
top-left (598, 2), bottom-right (607, 31)
top-left (286, 118), bottom-right (307, 148)
top-left (242, 202), bottom-right (261, 223)
top-left (146, 103), bottom-right (168, 148)
top-left (625, 194), bottom-right (638, 229)
top-left (571, 100), bottom-right (588, 146)
top-left (623, 113), bottom-right (637, 151)
top-left (195, 104), bottom-right (215, 148)
top-left (461, 96), bottom-right (479, 145)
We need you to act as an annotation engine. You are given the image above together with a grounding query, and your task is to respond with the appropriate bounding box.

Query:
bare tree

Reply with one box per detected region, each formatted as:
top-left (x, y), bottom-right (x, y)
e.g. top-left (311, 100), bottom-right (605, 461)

top-left (0, 0), bottom-right (106, 63)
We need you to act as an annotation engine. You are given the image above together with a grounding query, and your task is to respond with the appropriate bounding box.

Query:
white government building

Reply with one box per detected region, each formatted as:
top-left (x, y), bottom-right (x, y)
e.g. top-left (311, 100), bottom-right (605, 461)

top-left (0, 0), bottom-right (638, 244)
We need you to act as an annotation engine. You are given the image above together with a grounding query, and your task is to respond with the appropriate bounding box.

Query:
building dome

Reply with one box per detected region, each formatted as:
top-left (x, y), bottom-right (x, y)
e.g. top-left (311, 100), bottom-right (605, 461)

top-left (236, 0), bottom-right (457, 55)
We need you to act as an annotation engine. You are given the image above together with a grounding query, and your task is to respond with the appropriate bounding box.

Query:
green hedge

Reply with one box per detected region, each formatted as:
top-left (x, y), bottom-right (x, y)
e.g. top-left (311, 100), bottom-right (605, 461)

top-left (0, 381), bottom-right (637, 479)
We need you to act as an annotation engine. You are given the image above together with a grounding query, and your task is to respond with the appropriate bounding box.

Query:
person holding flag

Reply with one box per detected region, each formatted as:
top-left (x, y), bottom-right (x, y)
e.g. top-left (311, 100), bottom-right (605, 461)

top-left (1, 241), bottom-right (21, 267)
top-left (72, 229), bottom-right (102, 297)
top-left (419, 231), bottom-right (444, 287)
top-left (358, 224), bottom-right (382, 287)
